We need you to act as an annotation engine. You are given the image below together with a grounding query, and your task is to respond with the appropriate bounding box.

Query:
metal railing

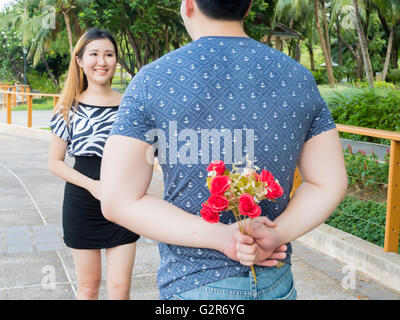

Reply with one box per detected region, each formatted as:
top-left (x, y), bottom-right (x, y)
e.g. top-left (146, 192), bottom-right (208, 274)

top-left (0, 83), bottom-right (60, 127)
top-left (291, 124), bottom-right (400, 254)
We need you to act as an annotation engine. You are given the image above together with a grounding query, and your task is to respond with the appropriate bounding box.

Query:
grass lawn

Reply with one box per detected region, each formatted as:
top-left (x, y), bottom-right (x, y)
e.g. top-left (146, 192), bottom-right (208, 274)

top-left (12, 97), bottom-right (55, 111)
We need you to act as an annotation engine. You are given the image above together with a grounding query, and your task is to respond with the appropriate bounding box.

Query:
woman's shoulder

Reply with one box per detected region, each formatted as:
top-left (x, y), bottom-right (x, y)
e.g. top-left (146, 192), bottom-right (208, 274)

top-left (79, 90), bottom-right (123, 107)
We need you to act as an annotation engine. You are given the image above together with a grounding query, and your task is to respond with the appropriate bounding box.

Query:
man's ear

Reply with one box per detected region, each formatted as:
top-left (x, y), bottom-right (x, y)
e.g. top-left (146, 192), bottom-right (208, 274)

top-left (185, 0), bottom-right (195, 17)
top-left (244, 0), bottom-right (253, 18)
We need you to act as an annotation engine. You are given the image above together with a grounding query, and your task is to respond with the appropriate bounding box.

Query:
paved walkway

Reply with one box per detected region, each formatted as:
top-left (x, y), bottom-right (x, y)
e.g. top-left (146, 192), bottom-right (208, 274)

top-left (0, 127), bottom-right (399, 300)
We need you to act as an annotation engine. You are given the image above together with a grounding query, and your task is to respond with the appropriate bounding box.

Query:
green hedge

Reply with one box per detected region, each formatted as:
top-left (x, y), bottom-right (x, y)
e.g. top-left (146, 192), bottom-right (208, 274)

top-left (328, 89), bottom-right (400, 145)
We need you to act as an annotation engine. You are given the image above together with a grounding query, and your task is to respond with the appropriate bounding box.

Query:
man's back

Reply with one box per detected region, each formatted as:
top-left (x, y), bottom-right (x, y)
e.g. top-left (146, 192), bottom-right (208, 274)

top-left (112, 36), bottom-right (335, 299)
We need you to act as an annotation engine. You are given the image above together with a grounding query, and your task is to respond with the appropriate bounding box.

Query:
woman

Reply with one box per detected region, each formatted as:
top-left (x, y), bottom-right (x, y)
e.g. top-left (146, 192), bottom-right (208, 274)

top-left (48, 29), bottom-right (140, 300)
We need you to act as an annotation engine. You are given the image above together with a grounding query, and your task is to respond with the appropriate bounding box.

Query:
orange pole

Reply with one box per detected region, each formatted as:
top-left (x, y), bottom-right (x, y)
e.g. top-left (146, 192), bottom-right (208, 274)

top-left (27, 95), bottom-right (33, 128)
top-left (26, 86), bottom-right (30, 105)
top-left (384, 140), bottom-right (400, 253)
top-left (12, 86), bottom-right (16, 108)
top-left (290, 167), bottom-right (302, 199)
top-left (7, 93), bottom-right (12, 124)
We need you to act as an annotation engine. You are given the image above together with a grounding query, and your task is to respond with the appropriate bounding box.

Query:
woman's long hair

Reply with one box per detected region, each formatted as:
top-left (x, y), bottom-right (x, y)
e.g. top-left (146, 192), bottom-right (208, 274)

top-left (55, 28), bottom-right (119, 124)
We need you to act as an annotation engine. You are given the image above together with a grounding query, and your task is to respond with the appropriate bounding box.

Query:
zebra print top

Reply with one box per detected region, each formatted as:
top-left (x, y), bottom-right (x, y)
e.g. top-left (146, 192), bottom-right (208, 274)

top-left (49, 102), bottom-right (119, 157)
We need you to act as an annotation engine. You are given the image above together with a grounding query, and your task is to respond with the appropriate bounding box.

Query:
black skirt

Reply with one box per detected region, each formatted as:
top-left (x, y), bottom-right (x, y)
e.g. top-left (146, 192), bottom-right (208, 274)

top-left (62, 156), bottom-right (140, 249)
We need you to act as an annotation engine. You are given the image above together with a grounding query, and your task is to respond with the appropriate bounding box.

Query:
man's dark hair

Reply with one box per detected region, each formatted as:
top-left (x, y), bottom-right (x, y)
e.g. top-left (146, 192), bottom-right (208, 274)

top-left (194, 0), bottom-right (252, 21)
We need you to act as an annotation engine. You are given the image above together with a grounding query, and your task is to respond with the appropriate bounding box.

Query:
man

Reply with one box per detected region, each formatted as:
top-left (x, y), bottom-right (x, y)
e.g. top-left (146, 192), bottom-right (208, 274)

top-left (101, 0), bottom-right (347, 300)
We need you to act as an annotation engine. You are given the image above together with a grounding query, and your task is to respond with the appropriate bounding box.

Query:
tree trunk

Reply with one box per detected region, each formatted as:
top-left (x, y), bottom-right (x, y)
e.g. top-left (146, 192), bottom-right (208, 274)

top-left (164, 27), bottom-right (171, 53)
top-left (307, 42), bottom-right (315, 71)
top-left (40, 52), bottom-right (58, 88)
top-left (338, 33), bottom-right (361, 80)
top-left (62, 11), bottom-right (74, 58)
top-left (295, 39), bottom-right (302, 62)
top-left (315, 0), bottom-right (335, 86)
top-left (321, 0), bottom-right (332, 63)
top-left (382, 25), bottom-right (394, 81)
top-left (126, 27), bottom-right (143, 70)
top-left (266, 24), bottom-right (275, 46)
top-left (288, 39), bottom-right (294, 57)
top-left (337, 19), bottom-right (343, 67)
top-left (352, 0), bottom-right (374, 88)
top-left (392, 39), bottom-right (399, 69)
top-left (355, 43), bottom-right (364, 81)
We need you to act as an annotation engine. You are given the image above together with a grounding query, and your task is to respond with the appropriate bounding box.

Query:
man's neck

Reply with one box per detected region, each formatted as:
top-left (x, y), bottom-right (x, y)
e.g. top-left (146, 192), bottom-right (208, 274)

top-left (189, 20), bottom-right (249, 41)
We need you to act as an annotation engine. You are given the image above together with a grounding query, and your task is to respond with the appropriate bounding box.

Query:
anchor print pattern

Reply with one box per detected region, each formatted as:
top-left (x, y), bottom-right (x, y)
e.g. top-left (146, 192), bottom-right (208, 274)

top-left (111, 36), bottom-right (336, 300)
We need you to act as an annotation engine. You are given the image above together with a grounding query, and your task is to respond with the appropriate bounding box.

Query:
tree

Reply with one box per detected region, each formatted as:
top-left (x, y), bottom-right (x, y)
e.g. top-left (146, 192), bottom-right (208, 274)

top-left (315, 0), bottom-right (335, 86)
top-left (352, 0), bottom-right (374, 87)
top-left (40, 0), bottom-right (89, 57)
top-left (0, 25), bottom-right (27, 83)
top-left (374, 0), bottom-right (400, 81)
top-left (5, 0), bottom-right (69, 88)
top-left (78, 0), bottom-right (185, 76)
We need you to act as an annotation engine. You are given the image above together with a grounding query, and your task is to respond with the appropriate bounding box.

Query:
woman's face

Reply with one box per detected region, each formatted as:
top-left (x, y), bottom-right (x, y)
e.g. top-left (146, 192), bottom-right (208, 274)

top-left (77, 38), bottom-right (117, 87)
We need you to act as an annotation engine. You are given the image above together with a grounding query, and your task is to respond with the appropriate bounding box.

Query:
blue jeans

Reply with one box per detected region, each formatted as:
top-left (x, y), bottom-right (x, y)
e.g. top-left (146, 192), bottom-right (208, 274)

top-left (169, 264), bottom-right (297, 300)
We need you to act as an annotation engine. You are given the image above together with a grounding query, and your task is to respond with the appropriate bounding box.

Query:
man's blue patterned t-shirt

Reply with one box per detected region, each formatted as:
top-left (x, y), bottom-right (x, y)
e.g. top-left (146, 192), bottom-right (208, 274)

top-left (110, 36), bottom-right (336, 299)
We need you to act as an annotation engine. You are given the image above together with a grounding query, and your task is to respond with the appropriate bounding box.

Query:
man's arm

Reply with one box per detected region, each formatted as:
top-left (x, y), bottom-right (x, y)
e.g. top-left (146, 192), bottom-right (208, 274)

top-left (250, 128), bottom-right (348, 250)
top-left (100, 135), bottom-right (253, 259)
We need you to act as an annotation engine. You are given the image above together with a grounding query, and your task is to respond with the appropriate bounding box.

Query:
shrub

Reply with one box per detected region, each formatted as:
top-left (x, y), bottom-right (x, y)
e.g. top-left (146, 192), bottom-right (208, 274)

top-left (311, 67), bottom-right (349, 84)
top-left (26, 70), bottom-right (57, 93)
top-left (312, 68), bottom-right (327, 85)
top-left (387, 69), bottom-right (400, 84)
top-left (374, 81), bottom-right (398, 90)
top-left (328, 89), bottom-right (400, 144)
top-left (344, 146), bottom-right (389, 192)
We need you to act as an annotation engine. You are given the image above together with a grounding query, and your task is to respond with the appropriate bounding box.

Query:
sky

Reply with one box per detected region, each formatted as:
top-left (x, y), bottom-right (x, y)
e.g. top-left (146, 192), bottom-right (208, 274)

top-left (0, 0), bottom-right (13, 11)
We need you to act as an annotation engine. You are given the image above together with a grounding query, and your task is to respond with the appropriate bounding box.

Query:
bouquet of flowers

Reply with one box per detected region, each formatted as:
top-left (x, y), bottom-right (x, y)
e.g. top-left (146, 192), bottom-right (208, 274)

top-left (200, 158), bottom-right (284, 283)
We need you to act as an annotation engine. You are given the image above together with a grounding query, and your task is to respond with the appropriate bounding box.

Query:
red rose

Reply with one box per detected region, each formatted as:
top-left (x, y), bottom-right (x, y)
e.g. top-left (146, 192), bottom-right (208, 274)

top-left (207, 195), bottom-right (229, 212)
top-left (239, 193), bottom-right (262, 218)
top-left (200, 204), bottom-right (220, 224)
top-left (260, 169), bottom-right (275, 184)
top-left (266, 181), bottom-right (284, 199)
top-left (210, 175), bottom-right (231, 195)
top-left (207, 160), bottom-right (226, 175)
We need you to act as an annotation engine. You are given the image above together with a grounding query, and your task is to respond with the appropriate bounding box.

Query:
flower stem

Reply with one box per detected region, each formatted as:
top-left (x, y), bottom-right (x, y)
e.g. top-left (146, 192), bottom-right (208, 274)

top-left (232, 208), bottom-right (257, 284)
top-left (251, 266), bottom-right (257, 284)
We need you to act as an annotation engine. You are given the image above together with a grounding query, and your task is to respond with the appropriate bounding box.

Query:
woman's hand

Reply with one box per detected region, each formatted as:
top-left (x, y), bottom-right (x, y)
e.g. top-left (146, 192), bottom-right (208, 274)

top-left (88, 179), bottom-right (101, 200)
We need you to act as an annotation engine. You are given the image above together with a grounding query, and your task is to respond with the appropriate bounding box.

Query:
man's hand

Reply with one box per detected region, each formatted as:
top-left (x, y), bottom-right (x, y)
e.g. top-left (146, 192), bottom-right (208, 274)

top-left (236, 241), bottom-right (287, 267)
top-left (221, 217), bottom-right (286, 267)
top-left (249, 216), bottom-right (283, 251)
